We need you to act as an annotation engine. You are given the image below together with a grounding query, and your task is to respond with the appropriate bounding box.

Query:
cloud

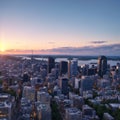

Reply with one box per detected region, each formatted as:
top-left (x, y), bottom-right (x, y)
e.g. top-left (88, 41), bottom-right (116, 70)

top-left (48, 42), bottom-right (55, 44)
top-left (3, 44), bottom-right (120, 56)
top-left (47, 44), bottom-right (120, 55)
top-left (90, 41), bottom-right (107, 44)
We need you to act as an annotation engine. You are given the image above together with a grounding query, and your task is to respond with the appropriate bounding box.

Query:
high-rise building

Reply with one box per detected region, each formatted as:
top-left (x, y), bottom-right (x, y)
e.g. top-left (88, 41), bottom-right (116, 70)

top-left (37, 91), bottom-right (51, 104)
top-left (97, 56), bottom-right (107, 77)
top-left (71, 59), bottom-right (78, 77)
top-left (74, 78), bottom-right (81, 89)
top-left (59, 77), bottom-right (69, 95)
top-left (0, 94), bottom-right (14, 120)
top-left (116, 63), bottom-right (120, 74)
top-left (0, 101), bottom-right (13, 120)
top-left (87, 68), bottom-right (97, 76)
top-left (60, 61), bottom-right (68, 75)
top-left (47, 57), bottom-right (55, 74)
top-left (68, 60), bottom-right (71, 78)
top-left (36, 103), bottom-right (51, 120)
top-left (23, 86), bottom-right (35, 102)
top-left (80, 76), bottom-right (94, 95)
top-left (23, 72), bottom-right (30, 82)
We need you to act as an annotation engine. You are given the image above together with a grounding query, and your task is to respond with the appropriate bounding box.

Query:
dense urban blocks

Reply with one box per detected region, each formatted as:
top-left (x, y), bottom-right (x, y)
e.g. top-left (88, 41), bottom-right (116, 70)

top-left (0, 55), bottom-right (120, 120)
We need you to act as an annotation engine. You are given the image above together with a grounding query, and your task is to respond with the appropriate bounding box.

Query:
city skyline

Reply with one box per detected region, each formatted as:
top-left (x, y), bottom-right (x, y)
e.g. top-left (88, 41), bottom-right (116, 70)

top-left (0, 0), bottom-right (120, 55)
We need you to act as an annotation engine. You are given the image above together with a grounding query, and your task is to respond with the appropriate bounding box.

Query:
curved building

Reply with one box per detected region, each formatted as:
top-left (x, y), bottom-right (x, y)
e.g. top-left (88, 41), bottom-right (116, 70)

top-left (97, 56), bottom-right (107, 77)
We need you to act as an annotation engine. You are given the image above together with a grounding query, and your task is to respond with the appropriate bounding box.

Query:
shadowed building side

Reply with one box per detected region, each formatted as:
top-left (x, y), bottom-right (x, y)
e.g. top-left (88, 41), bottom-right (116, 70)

top-left (97, 56), bottom-right (107, 78)
top-left (47, 57), bottom-right (55, 74)
top-left (60, 61), bottom-right (68, 76)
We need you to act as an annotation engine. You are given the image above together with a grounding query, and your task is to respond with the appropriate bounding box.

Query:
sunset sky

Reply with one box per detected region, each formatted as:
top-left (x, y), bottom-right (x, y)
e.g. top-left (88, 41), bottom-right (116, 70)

top-left (0, 0), bottom-right (120, 55)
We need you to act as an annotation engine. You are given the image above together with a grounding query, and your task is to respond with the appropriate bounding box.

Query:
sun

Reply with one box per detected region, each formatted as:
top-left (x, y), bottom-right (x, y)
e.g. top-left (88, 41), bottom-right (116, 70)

top-left (0, 42), bottom-right (6, 53)
top-left (1, 48), bottom-right (5, 52)
top-left (0, 46), bottom-right (6, 52)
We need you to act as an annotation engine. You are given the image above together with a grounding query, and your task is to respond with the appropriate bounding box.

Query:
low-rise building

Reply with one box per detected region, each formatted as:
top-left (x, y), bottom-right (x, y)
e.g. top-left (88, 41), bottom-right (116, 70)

top-left (103, 113), bottom-right (114, 120)
top-left (36, 103), bottom-right (51, 120)
top-left (0, 101), bottom-right (13, 120)
top-left (65, 108), bottom-right (82, 120)
top-left (37, 91), bottom-right (51, 104)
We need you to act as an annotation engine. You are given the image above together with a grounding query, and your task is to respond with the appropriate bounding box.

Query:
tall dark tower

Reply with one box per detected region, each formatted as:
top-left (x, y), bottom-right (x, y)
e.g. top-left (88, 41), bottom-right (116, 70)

top-left (97, 56), bottom-right (107, 77)
top-left (47, 57), bottom-right (55, 74)
top-left (60, 61), bottom-right (68, 75)
top-left (59, 77), bottom-right (69, 95)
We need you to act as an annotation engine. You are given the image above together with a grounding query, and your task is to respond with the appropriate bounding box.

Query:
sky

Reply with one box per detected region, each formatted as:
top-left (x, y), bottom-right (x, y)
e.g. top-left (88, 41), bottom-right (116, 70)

top-left (0, 0), bottom-right (120, 55)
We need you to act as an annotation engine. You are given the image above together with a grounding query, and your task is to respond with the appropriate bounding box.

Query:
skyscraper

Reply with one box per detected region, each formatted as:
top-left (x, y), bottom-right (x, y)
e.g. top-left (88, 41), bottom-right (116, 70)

top-left (97, 56), bottom-right (107, 77)
top-left (71, 59), bottom-right (78, 77)
top-left (59, 77), bottom-right (69, 95)
top-left (60, 61), bottom-right (68, 75)
top-left (80, 76), bottom-right (94, 95)
top-left (68, 60), bottom-right (71, 78)
top-left (47, 57), bottom-right (55, 74)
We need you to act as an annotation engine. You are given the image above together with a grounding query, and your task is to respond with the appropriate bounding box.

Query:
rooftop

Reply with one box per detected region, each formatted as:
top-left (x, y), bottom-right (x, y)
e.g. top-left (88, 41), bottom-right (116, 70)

top-left (66, 108), bottom-right (81, 114)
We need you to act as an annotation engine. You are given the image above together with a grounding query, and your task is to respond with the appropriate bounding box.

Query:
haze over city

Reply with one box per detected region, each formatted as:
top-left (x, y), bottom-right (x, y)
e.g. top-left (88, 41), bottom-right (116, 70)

top-left (0, 0), bottom-right (120, 55)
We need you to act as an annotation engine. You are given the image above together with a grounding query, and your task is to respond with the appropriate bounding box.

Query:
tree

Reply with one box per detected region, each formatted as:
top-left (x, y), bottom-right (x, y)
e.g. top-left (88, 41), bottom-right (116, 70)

top-left (51, 100), bottom-right (62, 120)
